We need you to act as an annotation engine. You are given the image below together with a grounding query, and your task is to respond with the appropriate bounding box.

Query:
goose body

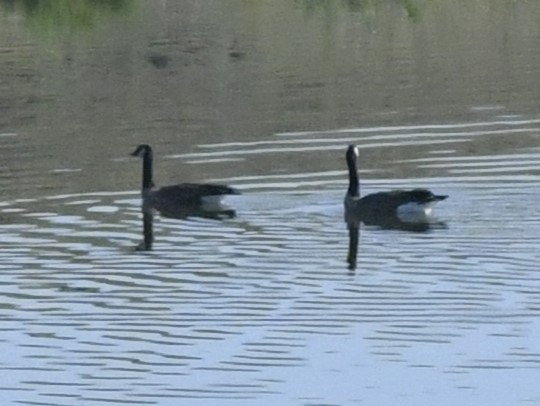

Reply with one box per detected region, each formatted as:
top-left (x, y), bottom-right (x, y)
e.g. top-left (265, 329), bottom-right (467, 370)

top-left (147, 183), bottom-right (238, 210)
top-left (344, 144), bottom-right (447, 224)
top-left (131, 144), bottom-right (239, 218)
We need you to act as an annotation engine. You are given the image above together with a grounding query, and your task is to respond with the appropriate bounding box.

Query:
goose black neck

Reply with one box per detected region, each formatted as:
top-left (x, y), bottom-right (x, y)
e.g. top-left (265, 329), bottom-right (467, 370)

top-left (347, 152), bottom-right (360, 197)
top-left (142, 148), bottom-right (153, 190)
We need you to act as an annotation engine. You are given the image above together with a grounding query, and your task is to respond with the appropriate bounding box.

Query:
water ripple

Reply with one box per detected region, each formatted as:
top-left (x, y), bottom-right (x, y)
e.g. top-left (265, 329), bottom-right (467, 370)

top-left (2, 118), bottom-right (540, 404)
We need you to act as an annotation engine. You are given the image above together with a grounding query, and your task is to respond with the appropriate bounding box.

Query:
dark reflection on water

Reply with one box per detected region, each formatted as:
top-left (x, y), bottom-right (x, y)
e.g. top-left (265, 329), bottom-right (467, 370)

top-left (346, 223), bottom-right (359, 271)
top-left (345, 216), bottom-right (447, 271)
top-left (136, 205), bottom-right (237, 252)
top-left (138, 208), bottom-right (153, 251)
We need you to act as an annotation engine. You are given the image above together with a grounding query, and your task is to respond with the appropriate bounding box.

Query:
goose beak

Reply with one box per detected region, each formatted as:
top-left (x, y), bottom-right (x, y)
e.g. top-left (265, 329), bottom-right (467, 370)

top-left (131, 147), bottom-right (143, 157)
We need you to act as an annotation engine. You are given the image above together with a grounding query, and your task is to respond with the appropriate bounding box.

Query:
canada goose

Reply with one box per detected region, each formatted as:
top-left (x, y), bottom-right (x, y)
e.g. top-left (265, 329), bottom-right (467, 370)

top-left (131, 144), bottom-right (239, 219)
top-left (344, 144), bottom-right (447, 224)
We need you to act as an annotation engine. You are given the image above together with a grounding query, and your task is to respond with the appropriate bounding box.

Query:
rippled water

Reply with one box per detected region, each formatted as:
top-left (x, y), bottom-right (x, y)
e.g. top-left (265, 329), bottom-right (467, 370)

top-left (2, 117), bottom-right (540, 405)
top-left (3, 0), bottom-right (540, 404)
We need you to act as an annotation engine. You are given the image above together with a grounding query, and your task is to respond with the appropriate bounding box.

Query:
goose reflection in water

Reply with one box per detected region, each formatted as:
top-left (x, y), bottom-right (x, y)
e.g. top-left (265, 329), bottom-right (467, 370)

top-left (345, 210), bottom-right (448, 271)
top-left (131, 144), bottom-right (240, 250)
top-left (343, 144), bottom-right (448, 270)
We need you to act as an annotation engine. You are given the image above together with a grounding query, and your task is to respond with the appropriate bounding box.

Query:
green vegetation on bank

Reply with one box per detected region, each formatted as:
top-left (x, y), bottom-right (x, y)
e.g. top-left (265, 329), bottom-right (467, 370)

top-left (0, 0), bottom-right (137, 36)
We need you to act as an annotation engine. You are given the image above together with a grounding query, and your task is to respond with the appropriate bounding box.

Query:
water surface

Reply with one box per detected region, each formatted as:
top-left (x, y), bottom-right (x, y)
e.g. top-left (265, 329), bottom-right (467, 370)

top-left (1, 1), bottom-right (540, 405)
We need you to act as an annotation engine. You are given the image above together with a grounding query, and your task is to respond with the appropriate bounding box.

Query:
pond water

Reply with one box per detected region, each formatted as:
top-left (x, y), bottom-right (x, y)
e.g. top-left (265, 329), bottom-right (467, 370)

top-left (1, 1), bottom-right (540, 405)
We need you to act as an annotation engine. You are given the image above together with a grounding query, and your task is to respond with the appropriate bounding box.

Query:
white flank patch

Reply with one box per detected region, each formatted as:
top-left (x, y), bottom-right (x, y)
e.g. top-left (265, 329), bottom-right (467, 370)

top-left (397, 201), bottom-right (436, 222)
top-left (201, 195), bottom-right (226, 210)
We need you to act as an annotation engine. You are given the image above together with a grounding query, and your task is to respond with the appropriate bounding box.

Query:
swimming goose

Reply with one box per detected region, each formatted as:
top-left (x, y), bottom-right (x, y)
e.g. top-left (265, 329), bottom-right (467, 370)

top-left (344, 144), bottom-right (447, 224)
top-left (131, 144), bottom-right (239, 218)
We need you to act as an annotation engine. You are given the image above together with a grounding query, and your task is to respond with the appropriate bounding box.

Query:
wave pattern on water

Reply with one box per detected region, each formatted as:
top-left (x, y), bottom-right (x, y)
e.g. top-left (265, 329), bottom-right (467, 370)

top-left (1, 118), bottom-right (540, 404)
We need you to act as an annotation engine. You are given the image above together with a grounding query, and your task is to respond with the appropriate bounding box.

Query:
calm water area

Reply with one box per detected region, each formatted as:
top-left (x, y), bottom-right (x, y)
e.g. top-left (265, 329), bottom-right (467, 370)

top-left (1, 1), bottom-right (540, 405)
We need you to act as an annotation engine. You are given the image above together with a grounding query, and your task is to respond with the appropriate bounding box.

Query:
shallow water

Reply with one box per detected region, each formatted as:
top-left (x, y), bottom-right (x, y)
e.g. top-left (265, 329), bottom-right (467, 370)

top-left (2, 1), bottom-right (540, 405)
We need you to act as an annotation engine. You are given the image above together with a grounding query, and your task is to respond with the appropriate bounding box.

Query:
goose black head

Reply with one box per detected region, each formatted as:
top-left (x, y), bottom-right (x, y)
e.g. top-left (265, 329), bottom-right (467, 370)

top-left (346, 144), bottom-right (359, 164)
top-left (132, 144), bottom-right (154, 190)
top-left (131, 144), bottom-right (152, 158)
